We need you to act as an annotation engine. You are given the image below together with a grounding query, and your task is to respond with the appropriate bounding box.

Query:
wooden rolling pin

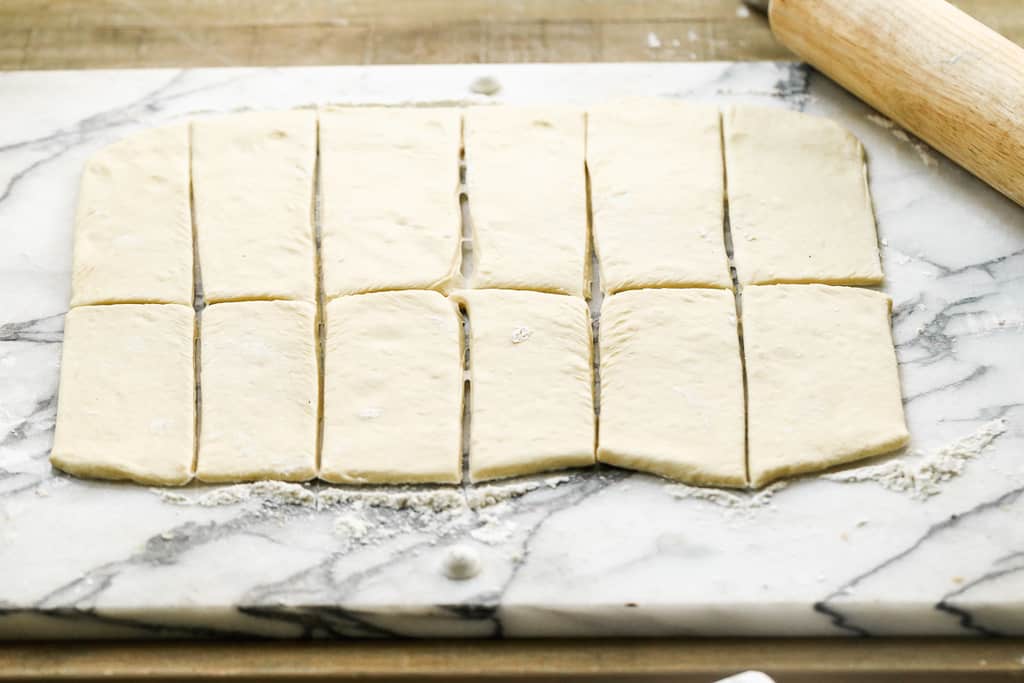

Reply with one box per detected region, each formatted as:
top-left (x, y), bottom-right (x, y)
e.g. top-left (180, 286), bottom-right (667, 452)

top-left (747, 0), bottom-right (1024, 207)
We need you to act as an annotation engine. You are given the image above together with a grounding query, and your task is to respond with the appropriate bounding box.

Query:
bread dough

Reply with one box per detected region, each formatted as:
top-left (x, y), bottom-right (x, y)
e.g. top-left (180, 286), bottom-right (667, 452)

top-left (320, 107), bottom-right (462, 297)
top-left (453, 289), bottom-right (595, 482)
top-left (321, 291), bottom-right (462, 484)
top-left (743, 284), bottom-right (909, 487)
top-left (192, 111), bottom-right (317, 302)
top-left (71, 124), bottom-right (192, 306)
top-left (464, 107), bottom-right (589, 296)
top-left (196, 300), bottom-right (318, 482)
top-left (723, 106), bottom-right (883, 285)
top-left (50, 304), bottom-right (195, 485)
top-left (598, 288), bottom-right (745, 487)
top-left (587, 100), bottom-right (731, 293)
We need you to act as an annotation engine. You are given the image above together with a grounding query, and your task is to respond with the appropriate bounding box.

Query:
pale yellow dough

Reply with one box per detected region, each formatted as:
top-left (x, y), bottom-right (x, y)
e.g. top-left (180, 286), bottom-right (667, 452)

top-left (453, 289), bottom-right (595, 482)
top-left (50, 304), bottom-right (195, 486)
top-left (464, 107), bottom-right (589, 296)
top-left (71, 124), bottom-right (192, 306)
top-left (192, 110), bottom-right (317, 302)
top-left (587, 100), bottom-right (731, 293)
top-left (743, 284), bottom-right (909, 487)
top-left (197, 300), bottom-right (318, 482)
top-left (724, 106), bottom-right (883, 286)
top-left (321, 291), bottom-right (463, 484)
top-left (598, 288), bottom-right (746, 487)
top-left (319, 107), bottom-right (462, 297)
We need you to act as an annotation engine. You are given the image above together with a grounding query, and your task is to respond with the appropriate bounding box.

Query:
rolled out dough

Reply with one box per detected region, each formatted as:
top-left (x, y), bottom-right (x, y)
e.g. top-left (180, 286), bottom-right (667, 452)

top-left (319, 107), bottom-right (462, 297)
top-left (196, 300), bottom-right (318, 482)
top-left (598, 288), bottom-right (746, 487)
top-left (464, 107), bottom-right (589, 296)
top-left (321, 291), bottom-right (463, 484)
top-left (71, 124), bottom-right (193, 306)
top-left (724, 105), bottom-right (883, 286)
top-left (587, 100), bottom-right (731, 293)
top-left (453, 289), bottom-right (595, 482)
top-left (50, 304), bottom-right (195, 486)
top-left (192, 110), bottom-right (317, 302)
top-left (743, 284), bottom-right (909, 487)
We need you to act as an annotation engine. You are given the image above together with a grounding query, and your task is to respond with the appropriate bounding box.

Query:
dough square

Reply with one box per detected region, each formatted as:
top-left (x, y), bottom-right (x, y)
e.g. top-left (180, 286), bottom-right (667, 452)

top-left (50, 304), bottom-right (195, 486)
top-left (321, 291), bottom-right (462, 484)
top-left (598, 288), bottom-right (745, 487)
top-left (464, 107), bottom-right (589, 296)
top-left (320, 107), bottom-right (462, 298)
top-left (71, 124), bottom-right (193, 306)
top-left (197, 300), bottom-right (318, 482)
top-left (743, 284), bottom-right (909, 487)
top-left (192, 110), bottom-right (317, 303)
top-left (454, 289), bottom-right (595, 482)
top-left (587, 100), bottom-right (731, 293)
top-left (723, 105), bottom-right (883, 286)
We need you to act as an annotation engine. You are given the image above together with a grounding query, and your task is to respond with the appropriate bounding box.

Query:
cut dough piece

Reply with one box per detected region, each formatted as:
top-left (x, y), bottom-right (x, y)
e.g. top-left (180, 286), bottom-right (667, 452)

top-left (464, 107), bottom-right (589, 296)
top-left (743, 284), bottom-right (909, 487)
top-left (598, 289), bottom-right (745, 487)
top-left (723, 106), bottom-right (883, 285)
top-left (453, 289), bottom-right (595, 482)
top-left (192, 110), bottom-right (317, 302)
top-left (197, 300), bottom-right (318, 482)
top-left (320, 107), bottom-right (462, 297)
top-left (50, 304), bottom-right (195, 485)
top-left (321, 291), bottom-right (462, 484)
top-left (71, 124), bottom-right (192, 306)
top-left (587, 100), bottom-right (731, 293)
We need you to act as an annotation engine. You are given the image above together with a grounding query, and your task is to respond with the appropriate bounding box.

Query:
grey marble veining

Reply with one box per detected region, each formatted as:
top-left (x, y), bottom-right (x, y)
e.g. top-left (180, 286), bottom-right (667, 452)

top-left (1, 62), bottom-right (1022, 639)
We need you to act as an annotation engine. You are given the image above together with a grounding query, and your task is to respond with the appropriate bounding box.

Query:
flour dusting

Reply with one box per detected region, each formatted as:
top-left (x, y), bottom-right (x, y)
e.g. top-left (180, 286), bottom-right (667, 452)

top-left (665, 480), bottom-right (788, 510)
top-left (153, 481), bottom-right (317, 507)
top-left (822, 419), bottom-right (1008, 498)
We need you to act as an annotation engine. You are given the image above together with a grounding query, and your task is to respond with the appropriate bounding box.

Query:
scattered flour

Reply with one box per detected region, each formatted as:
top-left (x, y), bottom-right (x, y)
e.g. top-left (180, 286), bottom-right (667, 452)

top-left (318, 487), bottom-right (465, 512)
top-left (822, 419), bottom-right (1008, 499)
top-left (510, 326), bottom-right (533, 344)
top-left (469, 76), bottom-right (501, 97)
top-left (665, 480), bottom-right (788, 510)
top-left (735, 5), bottom-right (750, 18)
top-left (891, 129), bottom-right (911, 143)
top-left (465, 475), bottom-right (571, 509)
top-left (470, 507), bottom-right (517, 544)
top-left (153, 481), bottom-right (317, 508)
top-left (646, 32), bottom-right (662, 49)
top-left (865, 114), bottom-right (938, 168)
top-left (333, 512), bottom-right (370, 541)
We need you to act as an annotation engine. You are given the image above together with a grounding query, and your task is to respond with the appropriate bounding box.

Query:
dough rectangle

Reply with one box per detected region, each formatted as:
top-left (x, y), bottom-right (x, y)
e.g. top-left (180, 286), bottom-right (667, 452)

top-left (192, 111), bottom-right (317, 303)
top-left (597, 288), bottom-right (746, 487)
top-left (587, 100), bottom-right (731, 293)
top-left (71, 125), bottom-right (193, 306)
top-left (464, 107), bottom-right (589, 296)
top-left (723, 105), bottom-right (883, 285)
top-left (320, 107), bottom-right (462, 298)
top-left (321, 291), bottom-right (462, 484)
top-left (197, 300), bottom-right (318, 482)
top-left (743, 284), bottom-right (909, 487)
top-left (50, 304), bottom-right (195, 486)
top-left (454, 289), bottom-right (595, 482)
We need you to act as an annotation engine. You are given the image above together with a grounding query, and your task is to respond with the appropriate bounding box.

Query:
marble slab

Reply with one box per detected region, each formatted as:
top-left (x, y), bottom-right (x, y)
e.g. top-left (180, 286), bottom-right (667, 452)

top-left (1, 62), bottom-right (1022, 639)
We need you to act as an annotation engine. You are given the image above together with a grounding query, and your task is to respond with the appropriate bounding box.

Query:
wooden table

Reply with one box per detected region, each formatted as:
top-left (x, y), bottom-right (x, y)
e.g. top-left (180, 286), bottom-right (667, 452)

top-left (3, 1), bottom-right (1024, 680)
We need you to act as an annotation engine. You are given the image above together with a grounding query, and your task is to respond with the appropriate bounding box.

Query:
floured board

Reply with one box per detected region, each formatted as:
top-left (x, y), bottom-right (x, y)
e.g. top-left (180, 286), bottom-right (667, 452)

top-left (0, 63), bottom-right (1022, 638)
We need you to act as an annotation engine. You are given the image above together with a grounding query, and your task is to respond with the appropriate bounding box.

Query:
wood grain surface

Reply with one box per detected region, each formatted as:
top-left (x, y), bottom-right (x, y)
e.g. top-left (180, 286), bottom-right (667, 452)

top-left (1, 0), bottom-right (1021, 70)
top-left (5, 0), bottom-right (1024, 680)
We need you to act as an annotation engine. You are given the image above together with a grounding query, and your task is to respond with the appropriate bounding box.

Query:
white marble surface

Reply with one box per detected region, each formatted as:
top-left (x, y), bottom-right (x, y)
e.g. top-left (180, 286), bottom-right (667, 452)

top-left (1, 62), bottom-right (1022, 639)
